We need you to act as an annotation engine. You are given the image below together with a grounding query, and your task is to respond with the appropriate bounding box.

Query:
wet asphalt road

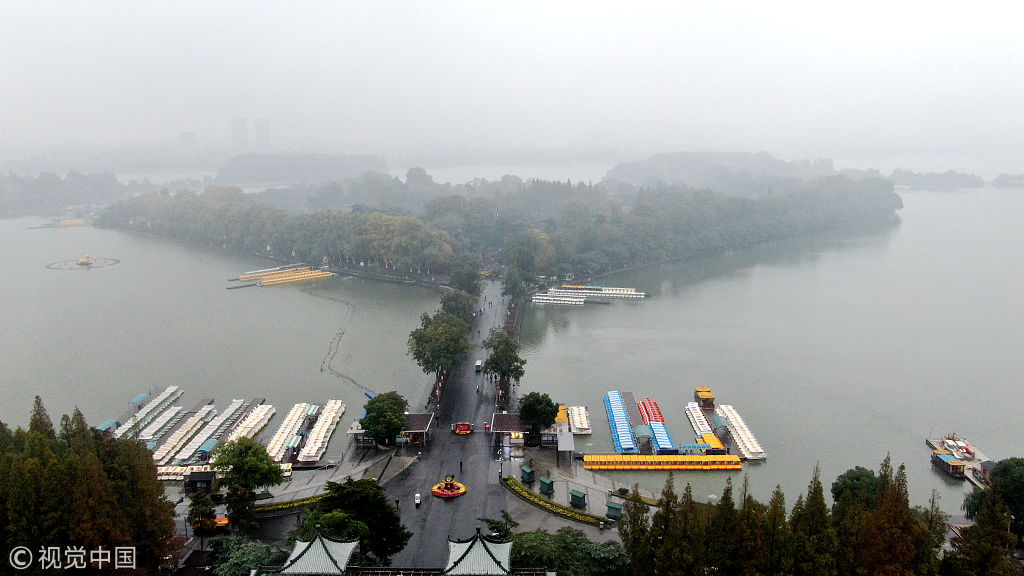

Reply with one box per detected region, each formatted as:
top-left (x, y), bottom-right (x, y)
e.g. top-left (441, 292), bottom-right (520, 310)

top-left (386, 279), bottom-right (513, 568)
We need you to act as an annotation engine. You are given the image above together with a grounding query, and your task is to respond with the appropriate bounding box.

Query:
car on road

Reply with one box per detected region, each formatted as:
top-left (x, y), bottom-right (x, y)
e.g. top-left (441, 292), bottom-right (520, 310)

top-left (414, 493), bottom-right (421, 507)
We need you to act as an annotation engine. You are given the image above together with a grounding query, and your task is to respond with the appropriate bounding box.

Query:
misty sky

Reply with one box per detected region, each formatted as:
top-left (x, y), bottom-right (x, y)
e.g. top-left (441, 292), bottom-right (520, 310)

top-left (2, 1), bottom-right (1021, 175)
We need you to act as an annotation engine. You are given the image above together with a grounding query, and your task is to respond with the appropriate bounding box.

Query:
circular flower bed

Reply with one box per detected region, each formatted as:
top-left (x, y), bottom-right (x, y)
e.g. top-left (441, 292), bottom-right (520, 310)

top-left (432, 475), bottom-right (467, 498)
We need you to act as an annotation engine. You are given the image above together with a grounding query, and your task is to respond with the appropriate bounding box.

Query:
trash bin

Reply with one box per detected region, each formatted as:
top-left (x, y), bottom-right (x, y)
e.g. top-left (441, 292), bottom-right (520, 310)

top-left (539, 476), bottom-right (554, 495)
top-left (569, 489), bottom-right (586, 509)
top-left (605, 501), bottom-right (623, 520)
top-left (520, 465), bottom-right (535, 484)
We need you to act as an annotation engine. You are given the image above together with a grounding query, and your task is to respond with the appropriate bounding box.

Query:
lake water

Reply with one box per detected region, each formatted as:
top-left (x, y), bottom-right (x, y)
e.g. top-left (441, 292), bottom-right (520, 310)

top-left (517, 188), bottom-right (1024, 510)
top-left (0, 221), bottom-right (439, 442)
top-left (1, 187), bottom-right (1020, 512)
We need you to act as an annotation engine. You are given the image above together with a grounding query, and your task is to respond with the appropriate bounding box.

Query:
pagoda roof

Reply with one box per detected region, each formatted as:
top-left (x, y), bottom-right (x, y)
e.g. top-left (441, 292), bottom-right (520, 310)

top-left (280, 531), bottom-right (358, 575)
top-left (443, 530), bottom-right (513, 575)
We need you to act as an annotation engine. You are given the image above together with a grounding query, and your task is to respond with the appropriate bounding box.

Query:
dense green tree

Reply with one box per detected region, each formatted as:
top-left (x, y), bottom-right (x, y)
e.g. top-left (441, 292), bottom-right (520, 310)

top-left (706, 478), bottom-right (740, 575)
top-left (224, 484), bottom-right (257, 533)
top-left (941, 485), bottom-right (1022, 576)
top-left (516, 392), bottom-right (558, 440)
top-left (187, 490), bottom-right (217, 549)
top-left (676, 482), bottom-right (708, 576)
top-left (98, 170), bottom-right (900, 297)
top-left (478, 509), bottom-right (519, 540)
top-left (650, 473), bottom-right (683, 575)
top-left (618, 485), bottom-right (651, 576)
top-left (915, 490), bottom-right (948, 576)
top-left (293, 478), bottom-right (410, 566)
top-left (213, 437), bottom-right (284, 492)
top-left (763, 485), bottom-right (794, 576)
top-left (736, 476), bottom-right (768, 575)
top-left (989, 457), bottom-right (1024, 539)
top-left (440, 289), bottom-right (478, 324)
top-left (29, 395), bottom-right (56, 440)
top-left (0, 399), bottom-right (175, 574)
top-left (790, 465), bottom-right (838, 576)
top-left (483, 330), bottom-right (526, 405)
top-left (408, 312), bottom-right (471, 385)
top-left (511, 526), bottom-right (629, 576)
top-left (860, 464), bottom-right (921, 576)
top-left (212, 438), bottom-right (282, 534)
top-left (832, 465), bottom-right (878, 576)
top-left (359, 391), bottom-right (409, 446)
top-left (511, 529), bottom-right (560, 572)
top-left (210, 535), bottom-right (283, 576)
top-left (448, 257), bottom-right (483, 297)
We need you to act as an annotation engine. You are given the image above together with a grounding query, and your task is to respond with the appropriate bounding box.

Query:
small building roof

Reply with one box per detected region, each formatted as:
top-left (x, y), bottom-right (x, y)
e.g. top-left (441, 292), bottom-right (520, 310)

top-left (403, 413), bottom-right (435, 433)
top-left (490, 413), bottom-right (524, 434)
top-left (279, 531), bottom-right (358, 575)
top-left (186, 470), bottom-right (216, 482)
top-left (444, 531), bottom-right (513, 575)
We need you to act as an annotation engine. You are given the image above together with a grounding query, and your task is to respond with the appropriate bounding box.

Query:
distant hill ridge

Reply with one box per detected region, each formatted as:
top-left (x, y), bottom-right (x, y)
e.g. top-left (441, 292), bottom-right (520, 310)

top-left (605, 151), bottom-right (836, 196)
top-left (215, 153), bottom-right (388, 186)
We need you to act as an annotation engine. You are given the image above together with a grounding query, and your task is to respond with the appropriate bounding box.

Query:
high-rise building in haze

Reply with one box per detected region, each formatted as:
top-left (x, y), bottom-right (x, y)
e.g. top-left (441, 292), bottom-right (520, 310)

top-left (253, 118), bottom-right (270, 152)
top-left (177, 132), bottom-right (197, 155)
top-left (231, 117), bottom-right (248, 153)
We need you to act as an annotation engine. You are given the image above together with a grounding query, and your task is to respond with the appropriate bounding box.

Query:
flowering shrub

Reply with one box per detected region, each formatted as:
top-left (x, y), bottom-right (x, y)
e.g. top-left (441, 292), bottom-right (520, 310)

top-left (254, 493), bottom-right (325, 513)
top-left (502, 476), bottom-right (608, 526)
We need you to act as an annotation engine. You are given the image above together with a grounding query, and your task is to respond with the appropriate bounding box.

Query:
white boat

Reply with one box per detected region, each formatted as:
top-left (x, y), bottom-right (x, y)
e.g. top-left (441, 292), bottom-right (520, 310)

top-left (715, 404), bottom-right (765, 460)
top-left (567, 405), bottom-right (592, 434)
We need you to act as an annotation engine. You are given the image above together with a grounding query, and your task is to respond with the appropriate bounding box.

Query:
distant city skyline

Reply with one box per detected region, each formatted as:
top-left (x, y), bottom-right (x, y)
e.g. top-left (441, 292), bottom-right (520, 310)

top-left (1, 2), bottom-right (1021, 177)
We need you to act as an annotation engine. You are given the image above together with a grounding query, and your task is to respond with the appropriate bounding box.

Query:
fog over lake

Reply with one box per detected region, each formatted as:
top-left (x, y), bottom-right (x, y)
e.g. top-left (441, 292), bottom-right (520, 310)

top-left (2, 187), bottom-right (1020, 511)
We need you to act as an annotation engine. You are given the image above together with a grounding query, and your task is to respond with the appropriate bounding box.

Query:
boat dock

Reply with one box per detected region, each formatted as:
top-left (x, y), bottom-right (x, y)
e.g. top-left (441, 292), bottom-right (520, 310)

top-left (583, 454), bottom-right (742, 471)
top-left (685, 402), bottom-right (714, 436)
top-left (172, 399), bottom-right (243, 463)
top-left (153, 403), bottom-right (217, 465)
top-left (233, 264), bottom-right (334, 286)
top-left (603, 391), bottom-right (639, 454)
top-left (926, 435), bottom-right (993, 488)
top-left (530, 294), bottom-right (585, 305)
top-left (637, 397), bottom-right (677, 454)
top-left (266, 403), bottom-right (315, 462)
top-left (637, 397), bottom-right (665, 424)
top-left (114, 386), bottom-right (184, 439)
top-left (297, 399), bottom-right (345, 463)
top-left (176, 398), bottom-right (266, 464)
top-left (716, 404), bottom-right (766, 460)
top-left (648, 421), bottom-right (677, 455)
top-left (227, 403), bottom-right (276, 442)
top-left (139, 405), bottom-right (183, 443)
top-left (258, 267), bottom-right (334, 286)
top-left (549, 285), bottom-right (646, 300)
top-left (235, 263), bottom-right (308, 281)
top-left (532, 285), bottom-right (646, 305)
top-left (567, 405), bottom-right (592, 434)
top-left (157, 462), bottom-right (292, 482)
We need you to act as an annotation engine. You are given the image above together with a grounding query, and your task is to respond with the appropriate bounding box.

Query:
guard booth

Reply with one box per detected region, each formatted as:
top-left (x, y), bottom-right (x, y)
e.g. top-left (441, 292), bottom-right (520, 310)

top-left (569, 489), bottom-right (587, 509)
top-left (520, 465), bottom-right (535, 484)
top-left (605, 501), bottom-right (623, 520)
top-left (539, 476), bottom-right (554, 495)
